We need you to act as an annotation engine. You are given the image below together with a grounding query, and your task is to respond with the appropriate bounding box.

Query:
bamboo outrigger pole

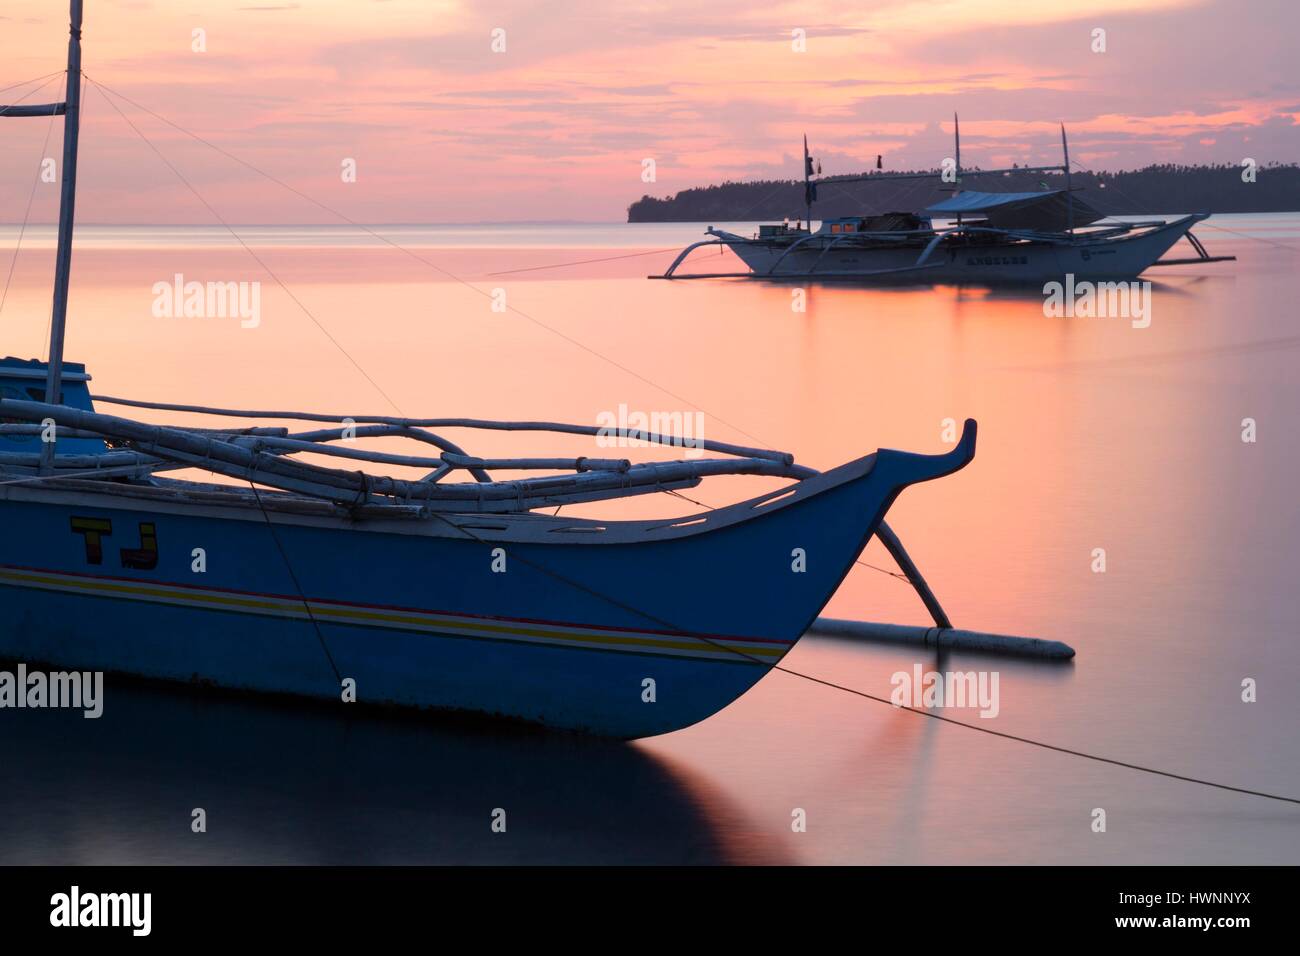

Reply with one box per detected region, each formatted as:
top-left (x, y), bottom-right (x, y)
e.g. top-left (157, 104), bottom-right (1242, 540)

top-left (42, 0), bottom-right (84, 472)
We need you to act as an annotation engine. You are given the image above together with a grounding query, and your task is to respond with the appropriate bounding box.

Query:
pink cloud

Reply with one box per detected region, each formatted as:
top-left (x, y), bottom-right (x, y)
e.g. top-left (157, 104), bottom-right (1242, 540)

top-left (0, 0), bottom-right (1294, 223)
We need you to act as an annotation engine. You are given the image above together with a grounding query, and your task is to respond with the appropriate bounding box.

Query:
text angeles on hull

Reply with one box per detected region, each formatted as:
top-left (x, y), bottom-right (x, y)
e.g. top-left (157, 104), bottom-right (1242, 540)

top-left (657, 124), bottom-right (1235, 283)
top-left (0, 2), bottom-right (976, 737)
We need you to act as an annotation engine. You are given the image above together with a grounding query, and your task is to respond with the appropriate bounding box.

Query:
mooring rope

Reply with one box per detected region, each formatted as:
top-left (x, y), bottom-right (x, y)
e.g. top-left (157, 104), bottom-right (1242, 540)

top-left (778, 666), bottom-right (1300, 806)
top-left (485, 247), bottom-right (679, 276)
top-left (415, 505), bottom-right (1300, 807)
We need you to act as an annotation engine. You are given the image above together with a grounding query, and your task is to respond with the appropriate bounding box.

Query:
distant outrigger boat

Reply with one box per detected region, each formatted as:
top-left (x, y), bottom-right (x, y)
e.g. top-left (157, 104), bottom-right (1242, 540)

top-left (656, 122), bottom-right (1235, 283)
top-left (1, 2), bottom-right (980, 738)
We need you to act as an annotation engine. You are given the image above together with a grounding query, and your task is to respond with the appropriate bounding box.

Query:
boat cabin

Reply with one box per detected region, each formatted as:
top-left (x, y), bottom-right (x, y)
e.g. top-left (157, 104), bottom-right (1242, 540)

top-left (818, 212), bottom-right (932, 236)
top-left (0, 356), bottom-right (106, 455)
top-left (758, 222), bottom-right (810, 238)
top-left (924, 190), bottom-right (1103, 232)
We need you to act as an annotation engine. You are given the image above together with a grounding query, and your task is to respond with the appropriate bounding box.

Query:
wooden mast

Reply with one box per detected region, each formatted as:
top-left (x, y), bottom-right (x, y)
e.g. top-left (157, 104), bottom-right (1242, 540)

top-left (41, 0), bottom-right (84, 471)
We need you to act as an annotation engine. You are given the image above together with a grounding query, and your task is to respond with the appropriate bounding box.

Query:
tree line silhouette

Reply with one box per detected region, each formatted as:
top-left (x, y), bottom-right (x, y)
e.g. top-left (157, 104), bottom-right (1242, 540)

top-left (627, 162), bottom-right (1300, 221)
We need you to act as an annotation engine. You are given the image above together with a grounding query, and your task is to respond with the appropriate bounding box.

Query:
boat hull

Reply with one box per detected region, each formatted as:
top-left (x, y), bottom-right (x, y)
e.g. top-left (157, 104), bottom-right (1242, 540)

top-left (0, 427), bottom-right (974, 737)
top-left (724, 217), bottom-right (1199, 282)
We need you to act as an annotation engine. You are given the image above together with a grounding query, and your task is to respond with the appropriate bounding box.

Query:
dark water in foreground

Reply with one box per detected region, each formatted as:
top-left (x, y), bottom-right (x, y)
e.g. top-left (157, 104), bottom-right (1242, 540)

top-left (0, 684), bottom-right (763, 865)
top-left (1, 218), bottom-right (1298, 864)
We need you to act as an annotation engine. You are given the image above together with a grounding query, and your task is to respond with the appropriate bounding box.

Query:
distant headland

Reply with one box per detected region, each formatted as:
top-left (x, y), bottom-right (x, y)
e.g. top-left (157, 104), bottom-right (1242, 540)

top-left (627, 163), bottom-right (1300, 222)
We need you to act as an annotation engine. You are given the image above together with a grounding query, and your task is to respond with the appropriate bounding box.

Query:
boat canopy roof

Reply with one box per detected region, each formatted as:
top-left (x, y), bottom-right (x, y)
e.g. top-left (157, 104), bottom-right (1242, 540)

top-left (924, 189), bottom-right (1103, 231)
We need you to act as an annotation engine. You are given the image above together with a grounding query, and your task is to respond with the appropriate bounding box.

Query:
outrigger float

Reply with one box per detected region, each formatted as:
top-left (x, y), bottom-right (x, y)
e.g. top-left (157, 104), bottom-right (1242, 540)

top-left (655, 121), bottom-right (1235, 283)
top-left (1, 3), bottom-right (1064, 741)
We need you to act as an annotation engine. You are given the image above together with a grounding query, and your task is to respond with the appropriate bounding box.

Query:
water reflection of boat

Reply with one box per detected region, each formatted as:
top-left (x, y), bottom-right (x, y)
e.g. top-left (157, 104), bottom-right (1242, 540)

top-left (0, 682), bottom-right (786, 864)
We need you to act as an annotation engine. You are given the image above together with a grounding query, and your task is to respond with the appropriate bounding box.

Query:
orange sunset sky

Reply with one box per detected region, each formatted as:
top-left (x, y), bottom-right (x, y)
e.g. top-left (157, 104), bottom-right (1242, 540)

top-left (2, 0), bottom-right (1297, 223)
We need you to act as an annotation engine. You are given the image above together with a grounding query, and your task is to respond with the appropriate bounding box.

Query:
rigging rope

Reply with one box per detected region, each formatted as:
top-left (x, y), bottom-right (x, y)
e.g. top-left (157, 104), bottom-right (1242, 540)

top-left (246, 481), bottom-right (343, 687)
top-left (89, 80), bottom-right (405, 416)
top-left (0, 70), bottom-right (66, 100)
top-left (0, 75), bottom-right (61, 323)
top-left (1070, 157), bottom-right (1300, 253)
top-left (85, 74), bottom-right (781, 453)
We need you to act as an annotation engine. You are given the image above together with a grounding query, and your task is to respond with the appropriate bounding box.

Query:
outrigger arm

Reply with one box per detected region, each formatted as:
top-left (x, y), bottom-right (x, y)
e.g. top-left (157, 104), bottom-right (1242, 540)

top-left (810, 519), bottom-right (1075, 660)
top-left (657, 238), bottom-right (732, 278)
top-left (874, 521), bottom-right (952, 629)
top-left (1148, 226), bottom-right (1237, 267)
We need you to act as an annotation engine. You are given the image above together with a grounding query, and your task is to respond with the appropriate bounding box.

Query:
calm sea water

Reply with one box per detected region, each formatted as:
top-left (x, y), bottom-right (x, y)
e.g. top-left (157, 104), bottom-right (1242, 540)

top-left (1, 216), bottom-right (1297, 864)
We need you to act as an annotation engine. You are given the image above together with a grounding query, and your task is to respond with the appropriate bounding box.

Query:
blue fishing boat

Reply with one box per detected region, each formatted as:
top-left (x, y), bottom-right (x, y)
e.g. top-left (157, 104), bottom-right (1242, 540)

top-left (0, 2), bottom-right (977, 737)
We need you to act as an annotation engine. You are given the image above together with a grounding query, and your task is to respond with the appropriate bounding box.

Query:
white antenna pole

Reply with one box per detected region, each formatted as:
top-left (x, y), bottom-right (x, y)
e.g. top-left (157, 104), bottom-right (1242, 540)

top-left (953, 112), bottom-right (962, 227)
top-left (803, 133), bottom-right (812, 224)
top-left (42, 0), bottom-right (84, 471)
top-left (1061, 122), bottom-right (1073, 236)
top-left (953, 112), bottom-right (961, 178)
